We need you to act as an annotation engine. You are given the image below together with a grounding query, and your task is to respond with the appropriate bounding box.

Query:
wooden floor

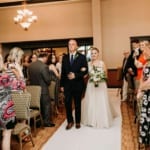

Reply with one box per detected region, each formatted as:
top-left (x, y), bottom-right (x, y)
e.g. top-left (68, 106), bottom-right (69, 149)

top-left (121, 101), bottom-right (146, 150)
top-left (121, 101), bottom-right (139, 150)
top-left (6, 101), bottom-right (144, 150)
top-left (10, 107), bottom-right (66, 150)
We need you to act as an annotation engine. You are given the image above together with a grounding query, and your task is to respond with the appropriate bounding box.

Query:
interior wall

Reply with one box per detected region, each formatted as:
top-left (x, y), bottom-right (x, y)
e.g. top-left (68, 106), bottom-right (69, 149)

top-left (0, 0), bottom-right (92, 42)
top-left (101, 0), bottom-right (150, 68)
top-left (1, 0), bottom-right (150, 68)
top-left (53, 47), bottom-right (68, 56)
top-left (0, 0), bottom-right (21, 2)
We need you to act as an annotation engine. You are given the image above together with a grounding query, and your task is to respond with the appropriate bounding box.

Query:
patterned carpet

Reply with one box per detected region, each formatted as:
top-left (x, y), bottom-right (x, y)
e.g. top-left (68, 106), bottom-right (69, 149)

top-left (121, 101), bottom-right (138, 150)
top-left (121, 101), bottom-right (146, 150)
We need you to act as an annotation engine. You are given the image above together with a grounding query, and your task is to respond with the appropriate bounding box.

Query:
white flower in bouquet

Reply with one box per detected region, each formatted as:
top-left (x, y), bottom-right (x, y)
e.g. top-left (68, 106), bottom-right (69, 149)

top-left (89, 65), bottom-right (107, 87)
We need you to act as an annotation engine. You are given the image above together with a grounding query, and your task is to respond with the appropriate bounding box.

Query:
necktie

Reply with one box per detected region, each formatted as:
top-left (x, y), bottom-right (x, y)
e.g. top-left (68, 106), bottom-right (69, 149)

top-left (70, 54), bottom-right (74, 65)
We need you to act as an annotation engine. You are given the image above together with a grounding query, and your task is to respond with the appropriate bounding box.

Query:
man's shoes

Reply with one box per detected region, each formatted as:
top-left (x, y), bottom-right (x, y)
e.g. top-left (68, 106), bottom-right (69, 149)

top-left (76, 123), bottom-right (81, 129)
top-left (44, 123), bottom-right (55, 127)
top-left (66, 122), bottom-right (74, 130)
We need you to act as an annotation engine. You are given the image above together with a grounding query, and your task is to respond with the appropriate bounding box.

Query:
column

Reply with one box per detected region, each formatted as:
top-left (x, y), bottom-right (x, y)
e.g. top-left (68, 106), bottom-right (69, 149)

top-left (91, 0), bottom-right (103, 59)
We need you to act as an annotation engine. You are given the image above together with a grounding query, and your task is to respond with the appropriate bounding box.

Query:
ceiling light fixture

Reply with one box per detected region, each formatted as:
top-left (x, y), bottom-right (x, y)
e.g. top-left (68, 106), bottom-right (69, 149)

top-left (14, 0), bottom-right (37, 30)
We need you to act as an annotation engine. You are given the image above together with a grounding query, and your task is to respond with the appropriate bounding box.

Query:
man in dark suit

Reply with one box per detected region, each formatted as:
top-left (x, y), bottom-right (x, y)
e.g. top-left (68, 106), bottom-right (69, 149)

top-left (121, 50), bottom-right (130, 101)
top-left (28, 53), bottom-right (55, 127)
top-left (60, 39), bottom-right (88, 130)
top-left (125, 39), bottom-right (142, 90)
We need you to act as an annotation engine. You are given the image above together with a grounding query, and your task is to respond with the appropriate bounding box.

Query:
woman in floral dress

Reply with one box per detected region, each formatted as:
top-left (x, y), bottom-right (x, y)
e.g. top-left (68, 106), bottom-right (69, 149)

top-left (137, 42), bottom-right (150, 149)
top-left (0, 55), bottom-right (25, 150)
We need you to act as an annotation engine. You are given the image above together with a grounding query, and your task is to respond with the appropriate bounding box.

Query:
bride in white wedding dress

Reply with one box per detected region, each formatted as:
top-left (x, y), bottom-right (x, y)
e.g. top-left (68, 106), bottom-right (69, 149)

top-left (81, 47), bottom-right (113, 128)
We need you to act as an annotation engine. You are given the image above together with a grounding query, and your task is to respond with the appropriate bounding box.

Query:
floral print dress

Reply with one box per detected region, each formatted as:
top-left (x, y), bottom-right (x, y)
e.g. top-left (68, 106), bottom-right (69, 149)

top-left (0, 72), bottom-right (25, 130)
top-left (139, 63), bottom-right (150, 145)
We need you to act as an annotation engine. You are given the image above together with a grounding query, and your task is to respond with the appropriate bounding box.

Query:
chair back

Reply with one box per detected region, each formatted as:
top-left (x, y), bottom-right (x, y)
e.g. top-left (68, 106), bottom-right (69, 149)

top-left (26, 86), bottom-right (41, 109)
top-left (49, 81), bottom-right (56, 100)
top-left (12, 92), bottom-right (31, 121)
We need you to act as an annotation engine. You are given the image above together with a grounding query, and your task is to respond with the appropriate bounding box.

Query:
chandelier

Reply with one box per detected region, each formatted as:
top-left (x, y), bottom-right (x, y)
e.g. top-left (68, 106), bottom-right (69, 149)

top-left (14, 1), bottom-right (37, 30)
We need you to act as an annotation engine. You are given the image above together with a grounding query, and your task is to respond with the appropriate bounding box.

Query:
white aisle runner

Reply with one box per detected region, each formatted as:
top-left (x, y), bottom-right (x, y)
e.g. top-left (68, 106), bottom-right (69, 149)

top-left (42, 89), bottom-right (122, 150)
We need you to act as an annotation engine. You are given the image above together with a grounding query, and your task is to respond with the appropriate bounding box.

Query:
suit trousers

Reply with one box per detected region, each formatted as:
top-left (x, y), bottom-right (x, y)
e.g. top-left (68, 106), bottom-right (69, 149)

top-left (65, 90), bottom-right (82, 124)
top-left (40, 94), bottom-right (51, 124)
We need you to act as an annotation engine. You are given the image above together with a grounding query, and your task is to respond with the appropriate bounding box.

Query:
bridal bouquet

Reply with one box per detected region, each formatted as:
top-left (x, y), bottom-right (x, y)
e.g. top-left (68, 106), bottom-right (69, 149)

top-left (89, 66), bottom-right (107, 87)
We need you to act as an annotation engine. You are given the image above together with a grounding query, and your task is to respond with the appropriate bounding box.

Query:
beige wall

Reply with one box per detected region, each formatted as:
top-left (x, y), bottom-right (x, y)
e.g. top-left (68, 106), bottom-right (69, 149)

top-left (0, 0), bottom-right (92, 42)
top-left (0, 0), bottom-right (22, 3)
top-left (53, 47), bottom-right (68, 56)
top-left (101, 0), bottom-right (150, 68)
top-left (1, 0), bottom-right (150, 68)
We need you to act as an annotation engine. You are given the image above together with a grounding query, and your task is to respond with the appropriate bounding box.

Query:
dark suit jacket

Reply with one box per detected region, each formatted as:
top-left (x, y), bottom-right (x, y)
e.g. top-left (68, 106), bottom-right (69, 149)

top-left (60, 52), bottom-right (88, 94)
top-left (28, 60), bottom-right (51, 94)
top-left (121, 57), bottom-right (128, 80)
top-left (125, 49), bottom-right (142, 77)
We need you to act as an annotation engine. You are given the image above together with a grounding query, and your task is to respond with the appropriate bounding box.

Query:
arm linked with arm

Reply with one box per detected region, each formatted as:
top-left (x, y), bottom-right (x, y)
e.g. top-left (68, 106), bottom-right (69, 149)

top-left (74, 56), bottom-right (88, 79)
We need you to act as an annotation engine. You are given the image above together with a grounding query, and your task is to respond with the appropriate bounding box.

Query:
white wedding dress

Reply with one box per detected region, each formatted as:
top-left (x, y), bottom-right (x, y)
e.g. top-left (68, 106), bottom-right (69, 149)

top-left (81, 60), bottom-right (113, 128)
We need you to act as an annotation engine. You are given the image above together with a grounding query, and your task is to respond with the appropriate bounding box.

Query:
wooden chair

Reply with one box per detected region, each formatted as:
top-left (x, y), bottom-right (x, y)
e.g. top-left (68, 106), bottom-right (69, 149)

top-left (12, 123), bottom-right (34, 150)
top-left (11, 92), bottom-right (34, 150)
top-left (26, 85), bottom-right (44, 137)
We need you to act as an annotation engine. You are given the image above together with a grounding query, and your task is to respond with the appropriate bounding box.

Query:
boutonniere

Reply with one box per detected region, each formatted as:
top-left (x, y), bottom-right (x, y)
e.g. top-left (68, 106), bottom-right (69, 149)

top-left (74, 53), bottom-right (79, 60)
